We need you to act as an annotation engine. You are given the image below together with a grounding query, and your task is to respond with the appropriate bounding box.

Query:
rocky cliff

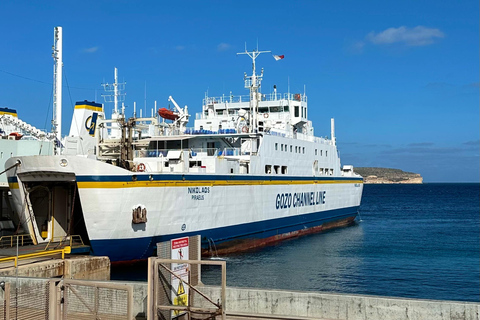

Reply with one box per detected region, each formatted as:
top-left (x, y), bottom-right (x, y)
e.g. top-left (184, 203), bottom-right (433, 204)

top-left (354, 167), bottom-right (423, 184)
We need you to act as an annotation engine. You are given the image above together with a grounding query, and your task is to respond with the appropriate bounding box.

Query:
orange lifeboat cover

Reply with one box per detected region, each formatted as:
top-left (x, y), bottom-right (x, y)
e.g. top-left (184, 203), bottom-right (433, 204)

top-left (158, 108), bottom-right (179, 121)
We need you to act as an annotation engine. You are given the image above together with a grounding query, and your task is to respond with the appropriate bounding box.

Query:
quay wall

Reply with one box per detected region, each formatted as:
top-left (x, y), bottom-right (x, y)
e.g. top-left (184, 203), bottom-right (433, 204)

top-left (0, 256), bottom-right (110, 280)
top-left (197, 286), bottom-right (479, 320)
top-left (0, 277), bottom-right (477, 320)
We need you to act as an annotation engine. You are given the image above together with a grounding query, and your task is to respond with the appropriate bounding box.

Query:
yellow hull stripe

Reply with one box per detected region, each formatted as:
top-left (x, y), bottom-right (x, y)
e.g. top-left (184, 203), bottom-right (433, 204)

top-left (76, 179), bottom-right (362, 189)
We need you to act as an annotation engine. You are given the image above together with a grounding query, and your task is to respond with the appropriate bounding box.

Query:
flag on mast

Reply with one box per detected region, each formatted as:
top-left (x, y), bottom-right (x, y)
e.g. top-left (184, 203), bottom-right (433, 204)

top-left (273, 54), bottom-right (285, 61)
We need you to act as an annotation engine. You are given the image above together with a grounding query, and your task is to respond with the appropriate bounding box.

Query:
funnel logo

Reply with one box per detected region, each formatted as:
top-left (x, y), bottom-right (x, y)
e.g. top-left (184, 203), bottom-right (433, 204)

top-left (85, 112), bottom-right (98, 136)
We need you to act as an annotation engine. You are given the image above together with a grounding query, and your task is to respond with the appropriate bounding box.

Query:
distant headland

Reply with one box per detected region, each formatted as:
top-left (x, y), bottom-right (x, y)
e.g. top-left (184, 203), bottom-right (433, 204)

top-left (354, 167), bottom-right (423, 184)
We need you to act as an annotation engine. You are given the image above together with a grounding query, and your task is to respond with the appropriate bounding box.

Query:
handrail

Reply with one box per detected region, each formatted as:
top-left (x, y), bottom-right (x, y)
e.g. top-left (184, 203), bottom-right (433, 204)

top-left (0, 234), bottom-right (34, 248)
top-left (0, 246), bottom-right (71, 267)
top-left (44, 235), bottom-right (85, 250)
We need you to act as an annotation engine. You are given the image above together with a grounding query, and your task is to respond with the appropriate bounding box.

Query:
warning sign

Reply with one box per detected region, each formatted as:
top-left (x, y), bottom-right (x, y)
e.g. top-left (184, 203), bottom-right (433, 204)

top-left (171, 237), bottom-right (189, 317)
top-left (177, 281), bottom-right (185, 295)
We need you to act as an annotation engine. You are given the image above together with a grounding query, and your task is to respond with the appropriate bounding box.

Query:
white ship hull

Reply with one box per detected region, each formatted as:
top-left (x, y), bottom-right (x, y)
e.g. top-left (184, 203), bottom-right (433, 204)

top-left (7, 155), bottom-right (362, 261)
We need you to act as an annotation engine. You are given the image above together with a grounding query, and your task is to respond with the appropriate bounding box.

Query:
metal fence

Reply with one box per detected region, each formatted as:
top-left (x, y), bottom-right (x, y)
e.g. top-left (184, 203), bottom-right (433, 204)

top-left (0, 279), bottom-right (133, 320)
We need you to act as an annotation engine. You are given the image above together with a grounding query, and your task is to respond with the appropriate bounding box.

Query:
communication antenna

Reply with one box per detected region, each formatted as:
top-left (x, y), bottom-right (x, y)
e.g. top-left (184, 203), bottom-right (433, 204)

top-left (237, 47), bottom-right (271, 132)
top-left (101, 67), bottom-right (126, 115)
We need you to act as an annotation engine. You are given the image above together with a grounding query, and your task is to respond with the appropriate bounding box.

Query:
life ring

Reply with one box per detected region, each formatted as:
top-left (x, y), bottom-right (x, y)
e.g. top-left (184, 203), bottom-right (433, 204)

top-left (242, 126), bottom-right (248, 133)
top-left (264, 113), bottom-right (269, 118)
top-left (137, 163), bottom-right (146, 172)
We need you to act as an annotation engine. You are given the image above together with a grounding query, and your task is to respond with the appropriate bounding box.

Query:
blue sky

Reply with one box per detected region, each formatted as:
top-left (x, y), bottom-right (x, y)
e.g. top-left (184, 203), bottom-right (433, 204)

top-left (0, 1), bottom-right (478, 182)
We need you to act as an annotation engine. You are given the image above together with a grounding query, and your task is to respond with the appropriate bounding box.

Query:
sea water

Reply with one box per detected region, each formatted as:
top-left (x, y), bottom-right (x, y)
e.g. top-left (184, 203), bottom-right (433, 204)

top-left (111, 183), bottom-right (480, 302)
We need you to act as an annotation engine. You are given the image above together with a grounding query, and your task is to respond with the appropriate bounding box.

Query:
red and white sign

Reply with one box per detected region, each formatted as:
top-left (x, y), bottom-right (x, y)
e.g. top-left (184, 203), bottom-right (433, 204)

top-left (171, 237), bottom-right (189, 317)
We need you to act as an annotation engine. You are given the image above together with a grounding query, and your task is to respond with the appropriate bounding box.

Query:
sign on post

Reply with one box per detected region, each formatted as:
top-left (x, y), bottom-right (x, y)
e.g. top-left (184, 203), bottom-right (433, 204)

top-left (171, 237), bottom-right (189, 317)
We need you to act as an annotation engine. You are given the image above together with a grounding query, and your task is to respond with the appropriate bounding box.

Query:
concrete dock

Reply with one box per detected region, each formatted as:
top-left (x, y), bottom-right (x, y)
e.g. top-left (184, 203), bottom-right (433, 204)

top-left (0, 273), bottom-right (477, 320)
top-left (0, 251), bottom-right (477, 319)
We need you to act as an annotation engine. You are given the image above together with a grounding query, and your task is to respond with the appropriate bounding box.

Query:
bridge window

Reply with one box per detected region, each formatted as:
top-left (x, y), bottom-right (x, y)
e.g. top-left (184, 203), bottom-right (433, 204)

top-left (295, 106), bottom-right (299, 117)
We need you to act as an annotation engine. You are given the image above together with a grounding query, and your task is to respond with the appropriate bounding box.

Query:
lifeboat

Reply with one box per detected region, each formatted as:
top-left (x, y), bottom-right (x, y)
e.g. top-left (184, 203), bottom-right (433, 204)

top-left (9, 132), bottom-right (23, 140)
top-left (158, 108), bottom-right (179, 121)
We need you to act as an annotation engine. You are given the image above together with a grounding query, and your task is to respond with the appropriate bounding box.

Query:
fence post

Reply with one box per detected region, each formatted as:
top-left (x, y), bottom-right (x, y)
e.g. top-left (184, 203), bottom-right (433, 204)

top-left (5, 282), bottom-right (10, 320)
top-left (49, 280), bottom-right (58, 320)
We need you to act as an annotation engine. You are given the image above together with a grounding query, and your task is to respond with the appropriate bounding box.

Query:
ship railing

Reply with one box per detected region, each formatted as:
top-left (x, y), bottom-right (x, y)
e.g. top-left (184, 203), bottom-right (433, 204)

top-left (134, 147), bottom-right (243, 159)
top-left (184, 127), bottom-right (238, 135)
top-left (217, 148), bottom-right (240, 157)
top-left (134, 149), bottom-right (168, 158)
top-left (203, 92), bottom-right (307, 105)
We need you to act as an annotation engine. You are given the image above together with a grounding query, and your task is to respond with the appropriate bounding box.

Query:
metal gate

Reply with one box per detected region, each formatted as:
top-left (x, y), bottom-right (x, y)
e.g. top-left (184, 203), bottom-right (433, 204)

top-left (0, 280), bottom-right (50, 320)
top-left (62, 279), bottom-right (133, 320)
top-left (0, 279), bottom-right (133, 320)
top-left (147, 257), bottom-right (226, 320)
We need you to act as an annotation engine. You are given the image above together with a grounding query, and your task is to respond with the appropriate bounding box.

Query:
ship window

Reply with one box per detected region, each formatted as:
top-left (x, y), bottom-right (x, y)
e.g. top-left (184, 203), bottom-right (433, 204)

top-left (290, 145), bottom-right (292, 152)
top-left (315, 149), bottom-right (317, 155)
top-left (270, 106), bottom-right (282, 112)
top-left (275, 143), bottom-right (278, 151)
top-left (259, 107), bottom-right (268, 113)
top-left (295, 106), bottom-right (299, 117)
top-left (320, 150), bottom-right (323, 156)
top-left (326, 151), bottom-right (328, 157)
top-left (284, 105), bottom-right (289, 112)
top-left (265, 165), bottom-right (272, 174)
top-left (217, 110), bottom-right (223, 115)
top-left (274, 165), bottom-right (280, 174)
top-left (301, 107), bottom-right (304, 117)
top-left (189, 161), bottom-right (202, 168)
top-left (282, 166), bottom-right (288, 174)
top-left (281, 144), bottom-right (284, 151)
top-left (303, 147), bottom-right (305, 154)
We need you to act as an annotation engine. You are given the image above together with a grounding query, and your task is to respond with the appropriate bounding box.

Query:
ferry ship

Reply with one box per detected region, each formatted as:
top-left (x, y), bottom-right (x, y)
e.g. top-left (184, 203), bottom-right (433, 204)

top-left (5, 47), bottom-right (363, 262)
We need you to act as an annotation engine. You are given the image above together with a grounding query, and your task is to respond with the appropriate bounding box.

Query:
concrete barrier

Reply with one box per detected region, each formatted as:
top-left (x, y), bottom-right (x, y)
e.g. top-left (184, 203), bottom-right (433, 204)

top-left (0, 256), bottom-right (110, 280)
top-left (196, 286), bottom-right (480, 320)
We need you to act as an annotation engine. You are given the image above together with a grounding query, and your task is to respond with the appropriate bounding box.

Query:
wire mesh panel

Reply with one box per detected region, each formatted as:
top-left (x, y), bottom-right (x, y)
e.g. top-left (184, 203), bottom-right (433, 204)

top-left (0, 280), bottom-right (50, 320)
top-left (63, 279), bottom-right (132, 320)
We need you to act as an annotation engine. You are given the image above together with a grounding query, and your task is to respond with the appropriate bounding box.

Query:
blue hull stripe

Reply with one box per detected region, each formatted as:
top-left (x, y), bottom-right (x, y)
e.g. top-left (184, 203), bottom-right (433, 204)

top-left (8, 173), bottom-right (363, 184)
top-left (90, 205), bottom-right (360, 262)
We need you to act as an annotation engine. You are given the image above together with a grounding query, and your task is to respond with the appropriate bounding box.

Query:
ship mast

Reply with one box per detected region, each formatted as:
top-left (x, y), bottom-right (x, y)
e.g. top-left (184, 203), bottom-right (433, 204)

top-left (102, 67), bottom-right (126, 138)
top-left (52, 26), bottom-right (63, 154)
top-left (237, 48), bottom-right (270, 133)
